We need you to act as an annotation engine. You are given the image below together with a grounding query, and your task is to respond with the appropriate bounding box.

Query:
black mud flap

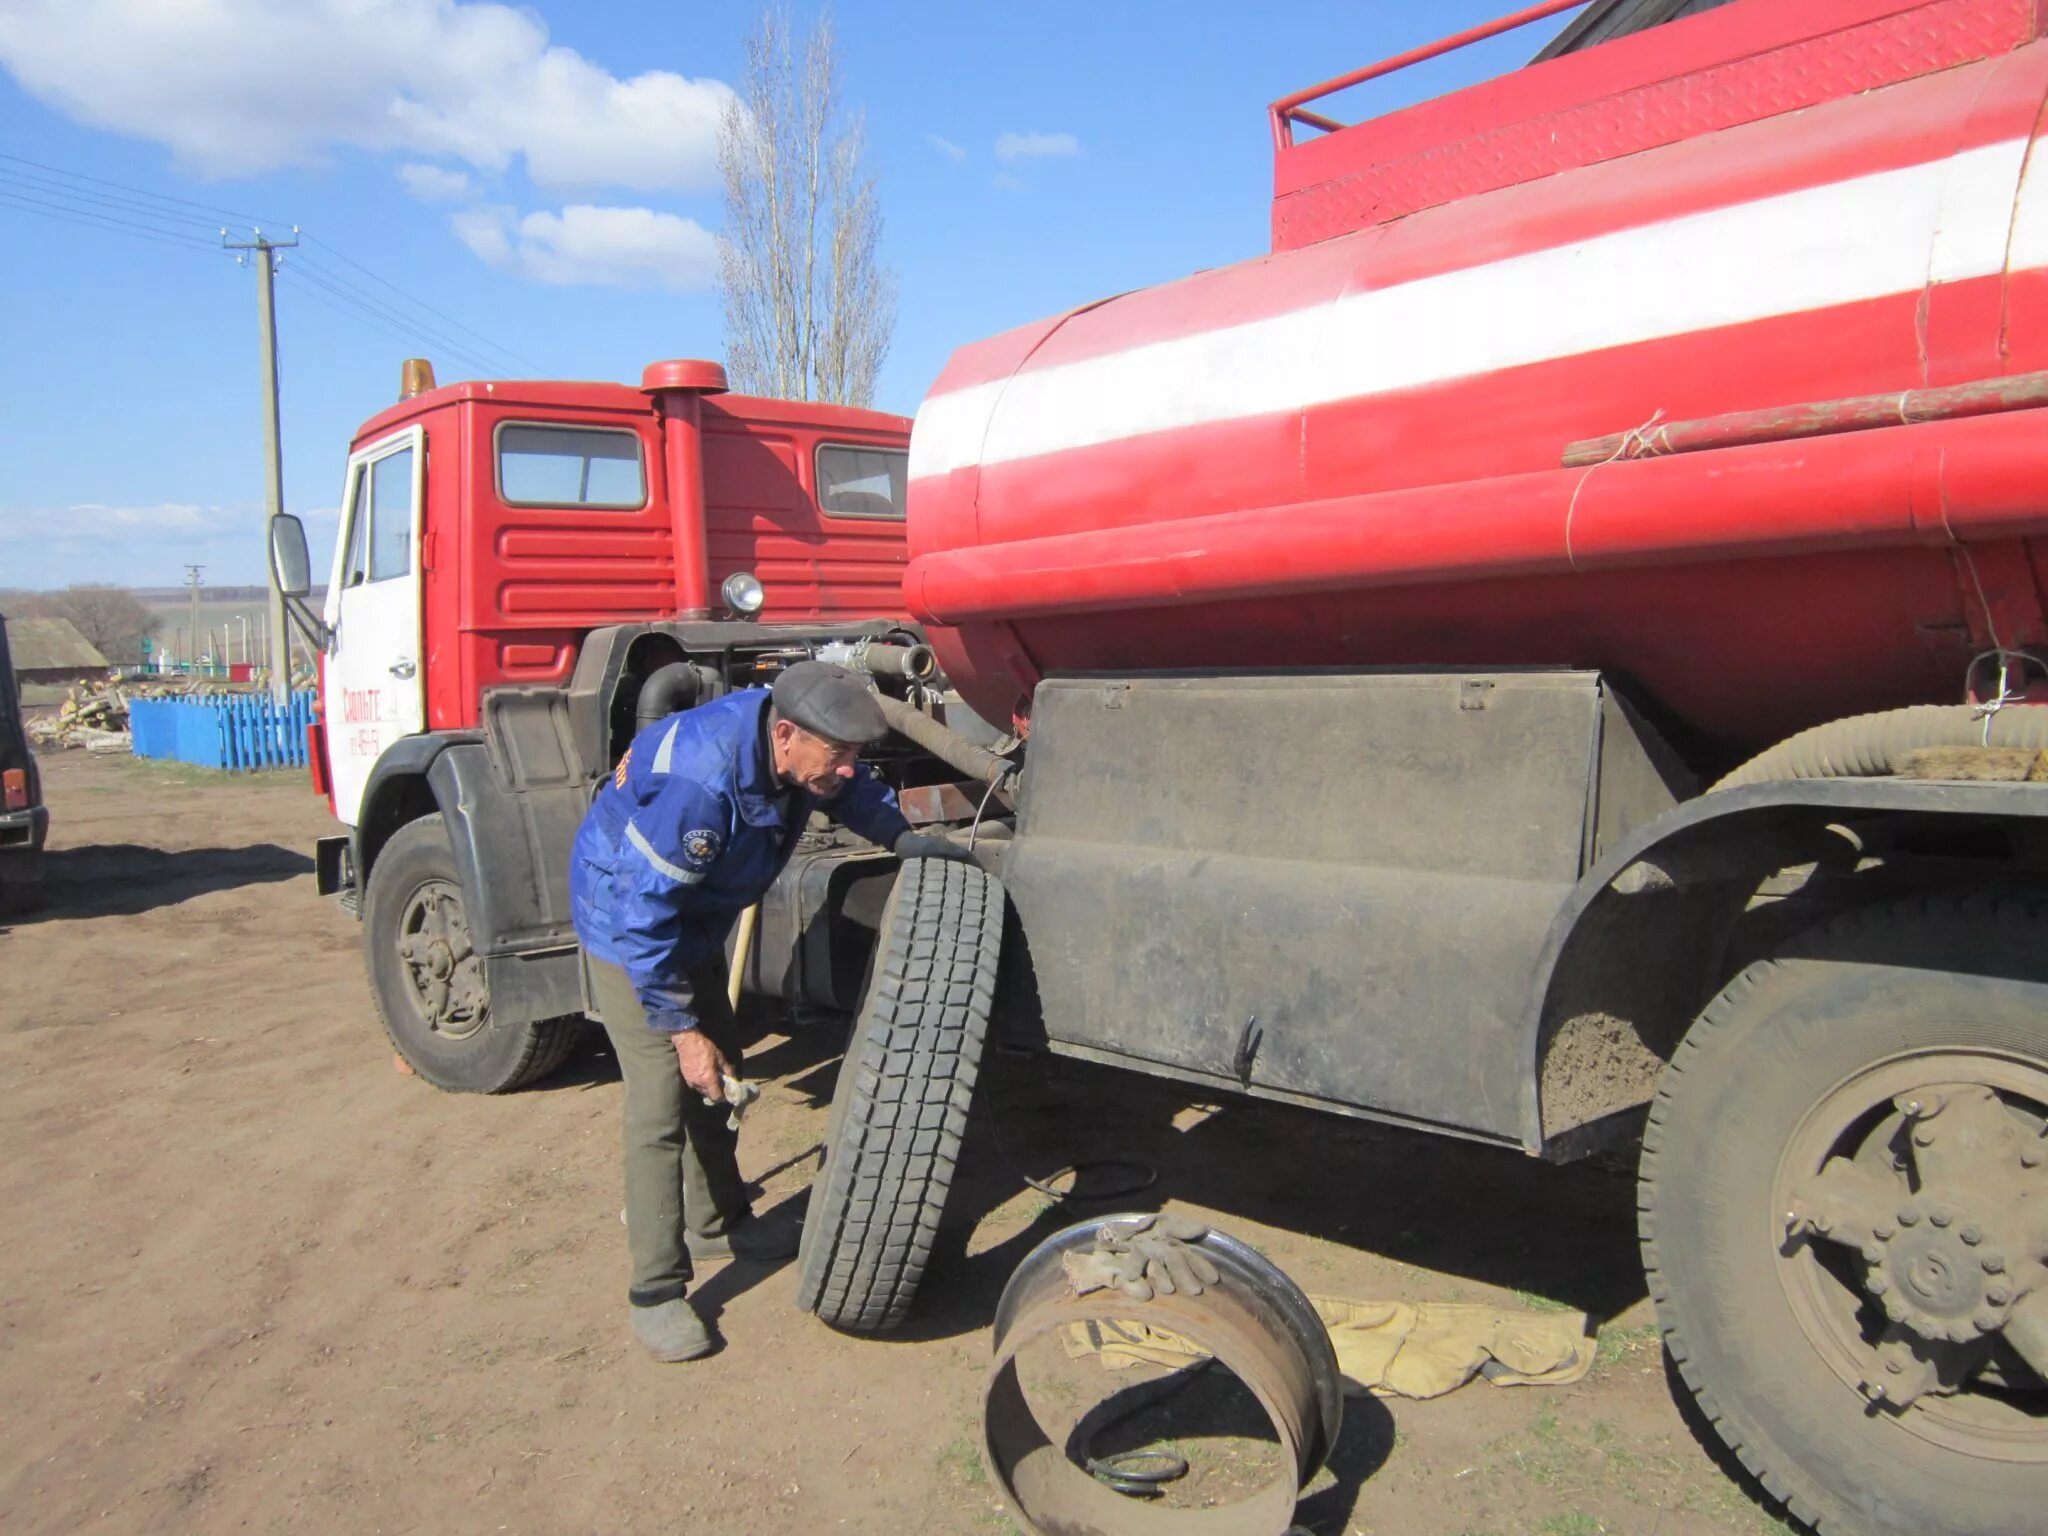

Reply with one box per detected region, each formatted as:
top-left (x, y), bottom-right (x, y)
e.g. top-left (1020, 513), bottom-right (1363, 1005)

top-left (314, 834), bottom-right (354, 900)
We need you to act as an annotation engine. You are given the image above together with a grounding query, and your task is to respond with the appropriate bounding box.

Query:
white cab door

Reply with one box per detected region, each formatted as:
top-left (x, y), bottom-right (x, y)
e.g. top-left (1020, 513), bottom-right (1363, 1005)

top-left (323, 427), bottom-right (426, 826)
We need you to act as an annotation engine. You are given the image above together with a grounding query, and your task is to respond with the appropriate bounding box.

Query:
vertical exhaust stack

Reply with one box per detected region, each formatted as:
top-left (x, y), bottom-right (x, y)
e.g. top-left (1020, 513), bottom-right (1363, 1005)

top-left (641, 360), bottom-right (731, 621)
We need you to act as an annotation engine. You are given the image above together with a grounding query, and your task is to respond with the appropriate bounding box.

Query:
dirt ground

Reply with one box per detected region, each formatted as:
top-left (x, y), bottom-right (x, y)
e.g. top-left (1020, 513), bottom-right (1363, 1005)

top-left (0, 747), bottom-right (1798, 1536)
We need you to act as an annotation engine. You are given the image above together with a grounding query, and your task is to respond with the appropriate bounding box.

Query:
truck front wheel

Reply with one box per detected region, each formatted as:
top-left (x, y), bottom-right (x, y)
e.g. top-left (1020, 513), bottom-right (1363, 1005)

top-left (1642, 890), bottom-right (2048, 1536)
top-left (363, 814), bottom-right (581, 1093)
top-left (796, 856), bottom-right (1004, 1331)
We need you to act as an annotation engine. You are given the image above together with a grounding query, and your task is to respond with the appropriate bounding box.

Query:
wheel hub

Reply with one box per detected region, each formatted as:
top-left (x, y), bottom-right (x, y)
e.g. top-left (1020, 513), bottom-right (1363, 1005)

top-left (1879, 1195), bottom-right (2011, 1339)
top-left (393, 880), bottom-right (488, 1042)
top-left (1787, 1081), bottom-right (2048, 1409)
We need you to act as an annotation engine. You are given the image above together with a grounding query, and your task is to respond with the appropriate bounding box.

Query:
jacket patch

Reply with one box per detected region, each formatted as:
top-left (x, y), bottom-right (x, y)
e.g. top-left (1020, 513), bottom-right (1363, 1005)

top-left (681, 828), bottom-right (723, 868)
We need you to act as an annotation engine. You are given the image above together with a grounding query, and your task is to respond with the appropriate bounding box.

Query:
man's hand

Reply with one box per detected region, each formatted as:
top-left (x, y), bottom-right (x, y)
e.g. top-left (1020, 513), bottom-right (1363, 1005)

top-left (673, 1029), bottom-right (731, 1101)
top-left (893, 830), bottom-right (976, 863)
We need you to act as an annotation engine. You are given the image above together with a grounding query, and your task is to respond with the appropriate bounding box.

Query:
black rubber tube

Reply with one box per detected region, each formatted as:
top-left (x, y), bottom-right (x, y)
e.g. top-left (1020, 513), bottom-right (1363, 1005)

top-left (876, 693), bottom-right (1015, 794)
top-left (857, 642), bottom-right (937, 682)
top-left (635, 662), bottom-right (714, 729)
top-left (1711, 704), bottom-right (2048, 791)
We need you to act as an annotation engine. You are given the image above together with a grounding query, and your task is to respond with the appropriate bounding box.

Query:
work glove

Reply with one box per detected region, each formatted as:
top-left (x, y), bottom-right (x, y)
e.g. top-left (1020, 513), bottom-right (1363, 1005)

top-left (1091, 1213), bottom-right (1220, 1301)
top-left (893, 829), bottom-right (976, 863)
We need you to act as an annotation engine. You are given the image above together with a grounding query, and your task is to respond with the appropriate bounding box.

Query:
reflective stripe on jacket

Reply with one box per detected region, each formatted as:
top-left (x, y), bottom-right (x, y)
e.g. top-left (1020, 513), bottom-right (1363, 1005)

top-left (569, 688), bottom-right (908, 1032)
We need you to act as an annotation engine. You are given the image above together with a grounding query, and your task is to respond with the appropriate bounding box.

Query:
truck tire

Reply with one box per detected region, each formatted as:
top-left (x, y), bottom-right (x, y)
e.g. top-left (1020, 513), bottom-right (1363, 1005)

top-left (1641, 890), bottom-right (2048, 1536)
top-left (796, 856), bottom-right (1004, 1332)
top-left (363, 814), bottom-right (582, 1093)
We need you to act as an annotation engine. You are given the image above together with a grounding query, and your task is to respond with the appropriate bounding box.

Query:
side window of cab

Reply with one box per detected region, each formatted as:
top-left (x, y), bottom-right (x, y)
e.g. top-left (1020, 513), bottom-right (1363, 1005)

top-left (341, 443), bottom-right (419, 587)
top-left (815, 444), bottom-right (908, 520)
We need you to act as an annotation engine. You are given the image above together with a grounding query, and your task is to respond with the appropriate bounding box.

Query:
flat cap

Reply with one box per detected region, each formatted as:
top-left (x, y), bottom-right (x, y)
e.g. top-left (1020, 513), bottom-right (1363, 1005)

top-left (772, 660), bottom-right (889, 746)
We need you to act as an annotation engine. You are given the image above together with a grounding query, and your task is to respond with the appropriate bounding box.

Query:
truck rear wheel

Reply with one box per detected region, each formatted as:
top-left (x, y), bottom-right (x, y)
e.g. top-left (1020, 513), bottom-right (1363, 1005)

top-left (796, 856), bottom-right (1004, 1332)
top-left (364, 814), bottom-right (582, 1093)
top-left (1641, 890), bottom-right (2048, 1536)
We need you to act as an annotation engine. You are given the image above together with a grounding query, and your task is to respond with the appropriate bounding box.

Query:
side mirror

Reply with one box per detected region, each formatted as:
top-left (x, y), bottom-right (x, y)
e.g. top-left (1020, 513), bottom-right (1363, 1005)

top-left (270, 514), bottom-right (313, 598)
top-left (268, 513), bottom-right (333, 655)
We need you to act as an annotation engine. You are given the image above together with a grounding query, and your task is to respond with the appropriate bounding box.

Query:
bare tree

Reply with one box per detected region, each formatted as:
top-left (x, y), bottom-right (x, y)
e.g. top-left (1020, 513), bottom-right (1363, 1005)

top-left (0, 585), bottom-right (159, 666)
top-left (718, 7), bottom-right (895, 408)
top-left (51, 586), bottom-right (160, 663)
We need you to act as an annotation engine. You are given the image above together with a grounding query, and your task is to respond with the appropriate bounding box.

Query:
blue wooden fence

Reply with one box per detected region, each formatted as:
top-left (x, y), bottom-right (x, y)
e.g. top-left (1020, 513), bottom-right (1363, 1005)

top-left (130, 691), bottom-right (318, 772)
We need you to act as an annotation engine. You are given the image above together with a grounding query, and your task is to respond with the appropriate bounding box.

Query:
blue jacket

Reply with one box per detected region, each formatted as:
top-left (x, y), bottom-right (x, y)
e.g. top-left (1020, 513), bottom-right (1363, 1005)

top-left (569, 688), bottom-right (908, 1033)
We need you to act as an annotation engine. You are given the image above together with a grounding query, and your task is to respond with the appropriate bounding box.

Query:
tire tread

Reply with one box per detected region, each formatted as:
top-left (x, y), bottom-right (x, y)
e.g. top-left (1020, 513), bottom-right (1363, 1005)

top-left (796, 858), bottom-right (1003, 1332)
top-left (1640, 886), bottom-right (2048, 1536)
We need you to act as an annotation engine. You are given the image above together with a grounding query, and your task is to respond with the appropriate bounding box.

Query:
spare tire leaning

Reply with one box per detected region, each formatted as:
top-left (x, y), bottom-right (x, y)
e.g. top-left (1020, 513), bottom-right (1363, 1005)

top-left (797, 855), bottom-right (1004, 1332)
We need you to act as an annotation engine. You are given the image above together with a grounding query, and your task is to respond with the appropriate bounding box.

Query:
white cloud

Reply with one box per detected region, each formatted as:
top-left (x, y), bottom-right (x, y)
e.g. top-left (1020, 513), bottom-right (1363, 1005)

top-left (0, 0), bottom-right (734, 192)
top-left (927, 134), bottom-right (967, 164)
top-left (453, 204), bottom-right (716, 292)
top-left (396, 162), bottom-right (476, 202)
top-left (995, 131), bottom-right (1080, 162)
top-left (450, 206), bottom-right (515, 266)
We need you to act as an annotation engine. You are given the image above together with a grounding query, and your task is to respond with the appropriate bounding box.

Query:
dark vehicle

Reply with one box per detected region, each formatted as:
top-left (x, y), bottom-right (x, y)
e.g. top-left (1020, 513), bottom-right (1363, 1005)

top-left (0, 613), bottom-right (47, 913)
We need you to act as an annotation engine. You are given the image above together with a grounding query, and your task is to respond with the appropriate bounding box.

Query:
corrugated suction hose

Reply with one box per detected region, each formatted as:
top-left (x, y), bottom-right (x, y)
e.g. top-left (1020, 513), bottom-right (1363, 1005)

top-left (1711, 705), bottom-right (2048, 791)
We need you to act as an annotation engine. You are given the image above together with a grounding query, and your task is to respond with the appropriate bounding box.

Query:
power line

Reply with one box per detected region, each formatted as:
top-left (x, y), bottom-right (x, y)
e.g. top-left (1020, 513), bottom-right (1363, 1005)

top-left (281, 260), bottom-right (508, 376)
top-left (1, 151), bottom-right (550, 379)
top-left (276, 266), bottom-right (504, 375)
top-left (0, 166), bottom-right (228, 231)
top-left (302, 232), bottom-right (549, 376)
top-left (0, 150), bottom-right (286, 228)
top-left (0, 189), bottom-right (229, 255)
top-left (289, 252), bottom-right (523, 375)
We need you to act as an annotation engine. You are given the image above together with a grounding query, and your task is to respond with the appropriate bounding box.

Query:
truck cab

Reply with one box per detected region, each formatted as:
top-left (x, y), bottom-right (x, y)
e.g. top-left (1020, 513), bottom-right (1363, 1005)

top-left (274, 358), bottom-right (940, 1093)
top-left (313, 359), bottom-right (915, 826)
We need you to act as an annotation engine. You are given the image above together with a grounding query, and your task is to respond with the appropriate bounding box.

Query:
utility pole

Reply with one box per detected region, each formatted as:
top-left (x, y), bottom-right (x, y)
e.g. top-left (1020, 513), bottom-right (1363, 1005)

top-left (183, 564), bottom-right (204, 669)
top-left (224, 226), bottom-right (299, 703)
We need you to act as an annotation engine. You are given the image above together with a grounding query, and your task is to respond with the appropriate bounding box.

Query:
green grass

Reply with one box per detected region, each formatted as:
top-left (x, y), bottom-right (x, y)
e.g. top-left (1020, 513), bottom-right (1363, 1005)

top-left (1512, 1288), bottom-right (1579, 1314)
top-left (937, 1436), bottom-right (987, 1488)
top-left (1594, 1321), bottom-right (1662, 1371)
top-left (99, 754), bottom-right (303, 790)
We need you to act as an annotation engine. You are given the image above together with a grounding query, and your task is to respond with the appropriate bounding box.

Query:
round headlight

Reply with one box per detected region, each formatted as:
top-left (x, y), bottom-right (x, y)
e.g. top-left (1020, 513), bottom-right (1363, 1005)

top-left (721, 570), bottom-right (765, 616)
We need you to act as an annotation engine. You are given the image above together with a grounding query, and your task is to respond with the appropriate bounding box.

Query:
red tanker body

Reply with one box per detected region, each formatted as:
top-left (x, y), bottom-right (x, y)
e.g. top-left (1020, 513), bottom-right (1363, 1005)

top-left (908, 0), bottom-right (2048, 760)
top-left (821, 4), bottom-right (2048, 1531)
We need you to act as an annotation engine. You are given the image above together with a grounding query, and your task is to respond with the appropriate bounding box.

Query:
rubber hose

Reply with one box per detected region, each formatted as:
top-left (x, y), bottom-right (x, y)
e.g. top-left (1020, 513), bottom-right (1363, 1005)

top-left (635, 662), bottom-right (714, 729)
top-left (858, 642), bottom-right (937, 682)
top-left (1710, 704), bottom-right (2048, 791)
top-left (876, 693), bottom-right (1014, 793)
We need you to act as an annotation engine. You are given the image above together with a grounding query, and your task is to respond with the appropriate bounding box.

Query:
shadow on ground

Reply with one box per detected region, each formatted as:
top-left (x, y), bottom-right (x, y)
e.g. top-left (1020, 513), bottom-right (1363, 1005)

top-left (11, 842), bottom-right (313, 922)
top-left (530, 1006), bottom-right (1666, 1533)
top-left (885, 1045), bottom-right (1647, 1355)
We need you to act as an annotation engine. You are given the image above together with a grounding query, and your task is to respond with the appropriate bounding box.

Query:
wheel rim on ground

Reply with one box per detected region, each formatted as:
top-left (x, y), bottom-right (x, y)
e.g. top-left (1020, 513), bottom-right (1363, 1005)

top-left (1773, 1047), bottom-right (2048, 1462)
top-left (394, 877), bottom-right (489, 1043)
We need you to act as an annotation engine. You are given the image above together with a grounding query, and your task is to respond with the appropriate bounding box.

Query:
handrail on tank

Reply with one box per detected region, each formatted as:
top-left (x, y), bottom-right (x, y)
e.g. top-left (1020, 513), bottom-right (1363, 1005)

top-left (1268, 0), bottom-right (1590, 151)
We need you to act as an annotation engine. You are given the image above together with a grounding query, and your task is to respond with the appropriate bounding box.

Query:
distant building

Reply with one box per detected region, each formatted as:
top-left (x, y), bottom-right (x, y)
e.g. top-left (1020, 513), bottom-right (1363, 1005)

top-left (4, 616), bottom-right (108, 686)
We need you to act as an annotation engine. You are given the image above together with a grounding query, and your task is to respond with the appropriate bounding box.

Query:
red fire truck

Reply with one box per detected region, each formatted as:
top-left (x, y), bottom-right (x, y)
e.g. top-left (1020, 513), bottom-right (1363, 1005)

top-left (278, 2), bottom-right (2048, 1529)
top-left (268, 356), bottom-right (960, 1091)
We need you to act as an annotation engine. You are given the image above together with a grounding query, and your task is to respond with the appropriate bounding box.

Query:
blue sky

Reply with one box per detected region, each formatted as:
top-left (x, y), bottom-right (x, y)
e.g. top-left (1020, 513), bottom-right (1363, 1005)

top-left (0, 0), bottom-right (1568, 589)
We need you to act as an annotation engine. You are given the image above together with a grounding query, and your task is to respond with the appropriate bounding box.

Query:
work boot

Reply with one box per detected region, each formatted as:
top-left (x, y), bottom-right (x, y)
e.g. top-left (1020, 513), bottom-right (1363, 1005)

top-left (686, 1209), bottom-right (799, 1265)
top-left (630, 1298), bottom-right (714, 1363)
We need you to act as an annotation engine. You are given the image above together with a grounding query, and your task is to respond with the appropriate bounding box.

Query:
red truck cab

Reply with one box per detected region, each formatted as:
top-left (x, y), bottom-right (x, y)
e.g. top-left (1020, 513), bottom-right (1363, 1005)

top-left (269, 357), bottom-right (936, 1099)
top-left (317, 359), bottom-right (912, 828)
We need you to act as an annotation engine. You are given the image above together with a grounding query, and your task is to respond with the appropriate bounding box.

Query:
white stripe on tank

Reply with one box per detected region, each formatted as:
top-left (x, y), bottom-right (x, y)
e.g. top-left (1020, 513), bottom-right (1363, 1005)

top-left (906, 138), bottom-right (2034, 480)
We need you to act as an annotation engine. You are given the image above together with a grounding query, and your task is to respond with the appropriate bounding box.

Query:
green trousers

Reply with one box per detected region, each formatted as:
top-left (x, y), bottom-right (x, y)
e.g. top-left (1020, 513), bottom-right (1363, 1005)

top-left (587, 956), bottom-right (750, 1307)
